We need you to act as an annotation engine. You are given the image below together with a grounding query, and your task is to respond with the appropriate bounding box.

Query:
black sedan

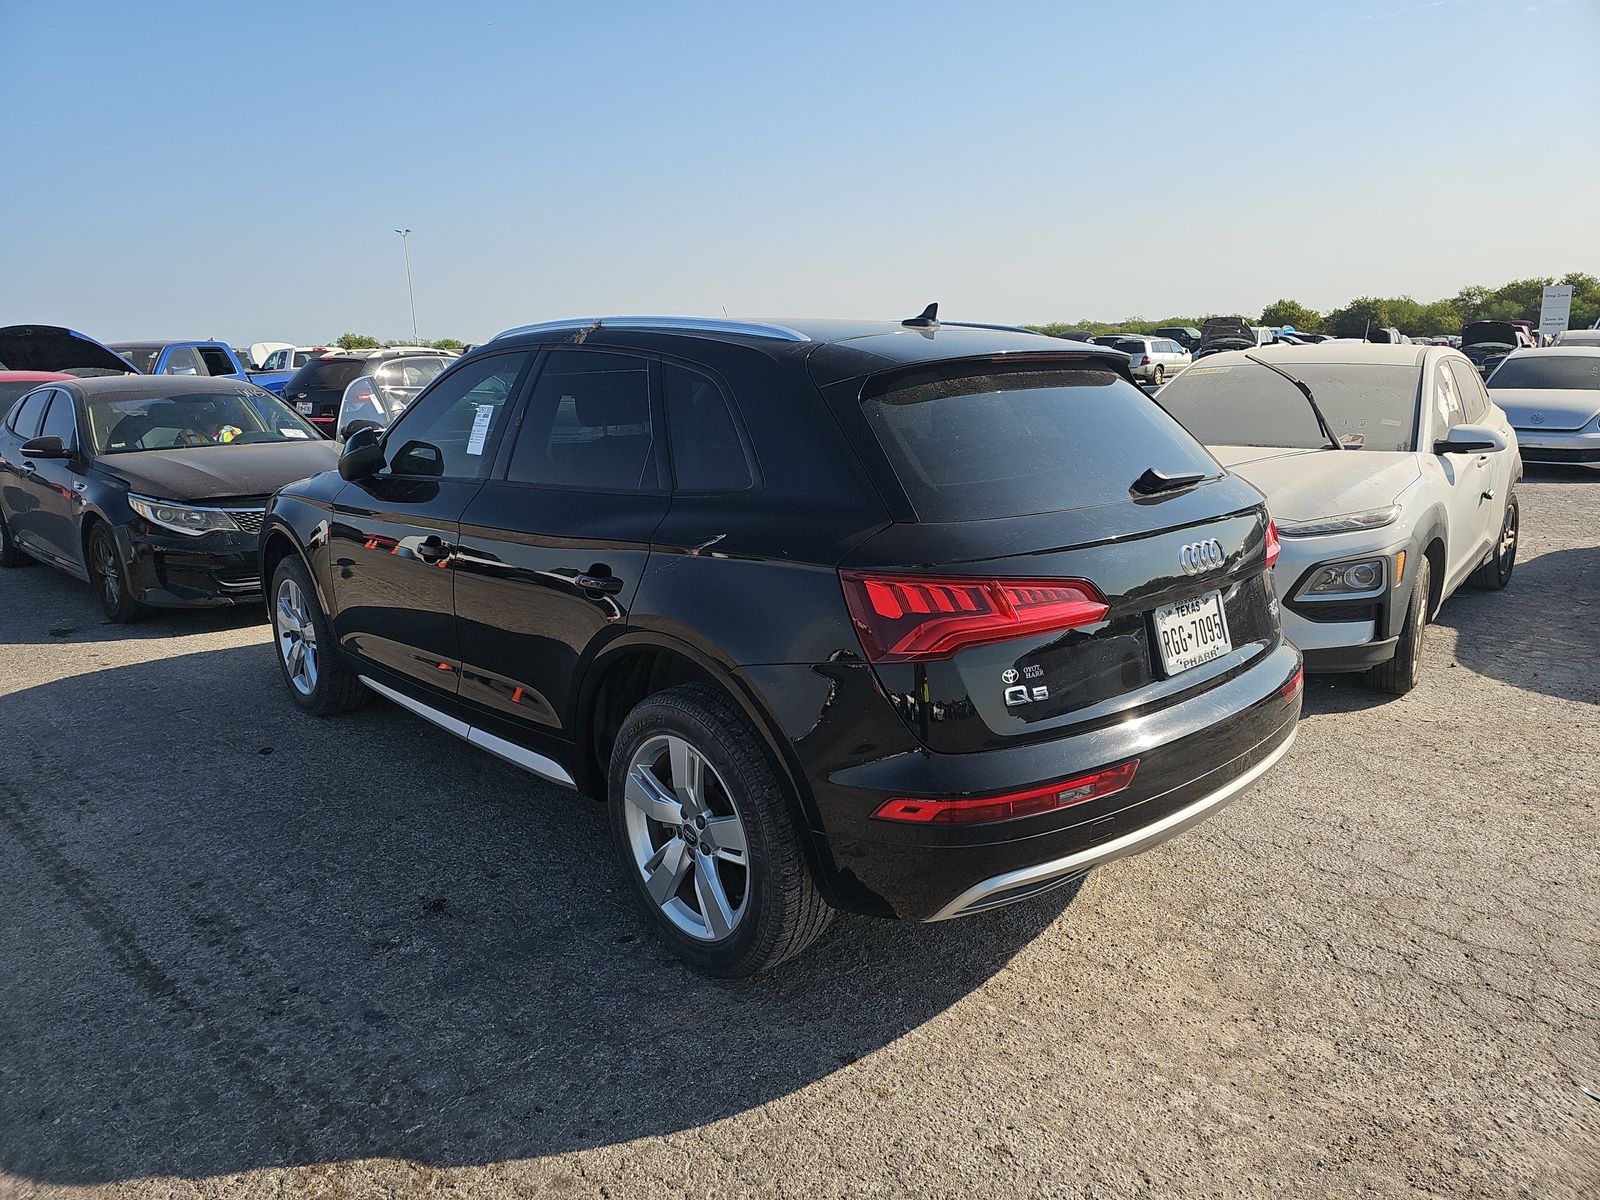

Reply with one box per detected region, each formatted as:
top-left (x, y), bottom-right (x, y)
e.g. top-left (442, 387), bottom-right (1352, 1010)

top-left (0, 375), bottom-right (338, 620)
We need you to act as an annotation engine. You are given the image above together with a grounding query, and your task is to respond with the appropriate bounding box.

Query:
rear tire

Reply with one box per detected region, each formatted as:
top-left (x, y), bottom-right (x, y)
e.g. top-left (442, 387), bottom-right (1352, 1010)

top-left (1151, 364), bottom-right (1165, 386)
top-left (1467, 488), bottom-right (1518, 591)
top-left (88, 524), bottom-right (146, 623)
top-left (0, 507), bottom-right (30, 567)
top-left (1367, 554), bottom-right (1430, 696)
top-left (269, 554), bottom-right (368, 715)
top-left (608, 683), bottom-right (832, 977)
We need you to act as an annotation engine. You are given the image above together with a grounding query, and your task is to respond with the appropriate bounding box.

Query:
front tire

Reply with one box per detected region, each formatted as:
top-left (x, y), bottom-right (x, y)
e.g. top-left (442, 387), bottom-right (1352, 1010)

top-left (1467, 488), bottom-right (1518, 591)
top-left (608, 684), bottom-right (832, 976)
top-left (269, 554), bottom-right (367, 715)
top-left (1368, 554), bottom-right (1431, 696)
top-left (88, 524), bottom-right (146, 622)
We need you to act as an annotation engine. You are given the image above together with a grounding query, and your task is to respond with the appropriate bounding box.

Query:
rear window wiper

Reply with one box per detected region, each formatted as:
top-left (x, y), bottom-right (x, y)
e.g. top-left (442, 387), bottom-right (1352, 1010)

top-left (1131, 466), bottom-right (1208, 495)
top-left (1246, 354), bottom-right (1344, 450)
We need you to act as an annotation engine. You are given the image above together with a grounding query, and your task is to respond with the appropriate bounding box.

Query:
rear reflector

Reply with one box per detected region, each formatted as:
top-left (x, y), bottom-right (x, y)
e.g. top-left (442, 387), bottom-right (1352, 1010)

top-left (839, 571), bottom-right (1110, 663)
top-left (873, 760), bottom-right (1139, 825)
top-left (1265, 519), bottom-right (1281, 569)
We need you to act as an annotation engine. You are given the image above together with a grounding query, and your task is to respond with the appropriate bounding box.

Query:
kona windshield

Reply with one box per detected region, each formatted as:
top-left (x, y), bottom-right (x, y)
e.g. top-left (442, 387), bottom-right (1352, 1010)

top-left (1487, 355), bottom-right (1600, 390)
top-left (861, 361), bottom-right (1218, 521)
top-left (87, 390), bottom-right (320, 454)
top-left (1157, 362), bottom-right (1422, 452)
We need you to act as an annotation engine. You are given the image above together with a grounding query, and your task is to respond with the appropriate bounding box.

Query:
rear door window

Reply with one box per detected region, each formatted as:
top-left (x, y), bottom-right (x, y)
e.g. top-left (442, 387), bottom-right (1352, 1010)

top-left (506, 350), bottom-right (658, 491)
top-left (860, 361), bottom-right (1218, 521)
top-left (196, 345), bottom-right (236, 376)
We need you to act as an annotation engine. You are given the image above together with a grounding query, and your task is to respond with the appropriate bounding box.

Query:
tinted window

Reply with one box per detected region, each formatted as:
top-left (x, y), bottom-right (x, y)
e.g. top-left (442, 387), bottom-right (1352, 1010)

top-left (861, 362), bottom-right (1218, 521)
top-left (1447, 360), bottom-right (1488, 422)
top-left (1110, 338), bottom-right (1147, 355)
top-left (88, 388), bottom-right (319, 454)
top-left (507, 350), bottom-right (655, 490)
top-left (665, 362), bottom-right (750, 491)
top-left (1157, 362), bottom-right (1422, 452)
top-left (7, 389), bottom-right (50, 438)
top-left (290, 359), bottom-right (368, 392)
top-left (385, 352), bottom-right (530, 478)
top-left (161, 347), bottom-right (203, 376)
top-left (39, 391), bottom-right (78, 448)
top-left (1486, 354), bottom-right (1600, 390)
top-left (111, 345), bottom-right (161, 374)
top-left (0, 380), bottom-right (45, 418)
top-left (197, 346), bottom-right (236, 376)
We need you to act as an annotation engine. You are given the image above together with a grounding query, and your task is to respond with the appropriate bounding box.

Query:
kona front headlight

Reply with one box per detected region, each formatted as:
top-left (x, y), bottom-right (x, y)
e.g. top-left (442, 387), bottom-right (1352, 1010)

top-left (128, 495), bottom-right (240, 537)
top-left (1275, 505), bottom-right (1402, 537)
top-left (1296, 557), bottom-right (1387, 599)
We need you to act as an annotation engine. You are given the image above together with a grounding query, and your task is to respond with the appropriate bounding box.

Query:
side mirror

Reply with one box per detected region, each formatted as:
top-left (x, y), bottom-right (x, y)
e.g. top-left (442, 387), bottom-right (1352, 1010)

top-left (1433, 424), bottom-right (1508, 455)
top-left (338, 425), bottom-right (386, 480)
top-left (339, 419), bottom-right (381, 444)
top-left (21, 435), bottom-right (69, 459)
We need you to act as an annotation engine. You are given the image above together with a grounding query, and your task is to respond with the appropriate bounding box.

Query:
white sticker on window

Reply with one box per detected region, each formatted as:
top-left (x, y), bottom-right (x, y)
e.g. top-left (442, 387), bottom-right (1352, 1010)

top-left (466, 403), bottom-right (494, 456)
top-left (281, 428), bottom-right (309, 439)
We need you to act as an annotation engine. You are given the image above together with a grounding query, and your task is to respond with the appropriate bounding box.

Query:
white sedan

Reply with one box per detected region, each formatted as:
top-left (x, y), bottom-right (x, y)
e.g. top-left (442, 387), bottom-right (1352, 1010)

top-left (1156, 344), bottom-right (1522, 695)
top-left (1485, 346), bottom-right (1600, 467)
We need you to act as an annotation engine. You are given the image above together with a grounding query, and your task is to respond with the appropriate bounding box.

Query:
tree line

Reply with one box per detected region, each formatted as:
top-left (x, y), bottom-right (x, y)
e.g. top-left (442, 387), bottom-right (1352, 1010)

top-left (333, 334), bottom-right (466, 351)
top-left (1028, 271), bottom-right (1599, 340)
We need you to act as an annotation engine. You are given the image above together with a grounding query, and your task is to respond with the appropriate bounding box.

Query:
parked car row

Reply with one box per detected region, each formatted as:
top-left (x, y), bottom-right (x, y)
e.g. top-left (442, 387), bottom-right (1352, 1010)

top-left (0, 306), bottom-right (1565, 979)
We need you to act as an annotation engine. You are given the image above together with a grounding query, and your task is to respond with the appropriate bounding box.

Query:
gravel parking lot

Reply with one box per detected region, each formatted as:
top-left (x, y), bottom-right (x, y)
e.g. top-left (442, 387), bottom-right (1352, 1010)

top-left (1, 467), bottom-right (1596, 1200)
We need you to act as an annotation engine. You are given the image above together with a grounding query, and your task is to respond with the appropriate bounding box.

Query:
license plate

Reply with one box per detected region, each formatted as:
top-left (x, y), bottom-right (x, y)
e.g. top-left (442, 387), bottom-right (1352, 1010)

top-left (1153, 589), bottom-right (1233, 675)
top-left (296, 401), bottom-right (313, 414)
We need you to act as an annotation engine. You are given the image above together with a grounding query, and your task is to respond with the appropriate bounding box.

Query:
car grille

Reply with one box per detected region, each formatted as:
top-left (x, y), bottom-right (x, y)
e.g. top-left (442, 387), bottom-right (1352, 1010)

top-left (228, 509), bottom-right (266, 534)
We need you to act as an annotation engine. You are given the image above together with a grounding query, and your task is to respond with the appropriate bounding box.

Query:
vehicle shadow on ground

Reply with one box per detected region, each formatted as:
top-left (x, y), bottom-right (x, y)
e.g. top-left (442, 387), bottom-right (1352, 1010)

top-left (1, 564), bottom-right (265, 646)
top-left (0, 645), bottom-right (1077, 1186)
top-left (1431, 540), bottom-right (1599, 706)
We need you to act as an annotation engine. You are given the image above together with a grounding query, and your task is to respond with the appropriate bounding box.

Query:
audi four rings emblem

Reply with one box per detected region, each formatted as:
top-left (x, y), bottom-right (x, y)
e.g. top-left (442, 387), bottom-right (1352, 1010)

top-left (1179, 539), bottom-right (1226, 575)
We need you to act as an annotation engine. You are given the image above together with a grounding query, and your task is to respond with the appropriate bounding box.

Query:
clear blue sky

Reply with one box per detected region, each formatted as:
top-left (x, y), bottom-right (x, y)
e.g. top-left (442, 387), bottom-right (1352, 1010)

top-left (3, 0), bottom-right (1596, 344)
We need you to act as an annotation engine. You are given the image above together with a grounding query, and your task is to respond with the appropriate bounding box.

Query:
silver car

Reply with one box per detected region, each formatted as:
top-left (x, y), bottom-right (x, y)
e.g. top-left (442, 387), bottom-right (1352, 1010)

top-left (1486, 347), bottom-right (1600, 467)
top-left (1157, 344), bottom-right (1521, 695)
top-left (1091, 335), bottom-right (1191, 385)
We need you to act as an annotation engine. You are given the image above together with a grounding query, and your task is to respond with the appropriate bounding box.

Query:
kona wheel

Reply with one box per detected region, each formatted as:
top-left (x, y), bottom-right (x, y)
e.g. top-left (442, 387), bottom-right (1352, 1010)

top-left (88, 524), bottom-right (145, 622)
top-left (1151, 364), bottom-right (1165, 387)
top-left (270, 554), bottom-right (367, 715)
top-left (0, 508), bottom-right (30, 567)
top-left (1368, 554), bottom-right (1430, 696)
top-left (608, 684), bottom-right (832, 976)
top-left (1468, 489), bottom-right (1518, 591)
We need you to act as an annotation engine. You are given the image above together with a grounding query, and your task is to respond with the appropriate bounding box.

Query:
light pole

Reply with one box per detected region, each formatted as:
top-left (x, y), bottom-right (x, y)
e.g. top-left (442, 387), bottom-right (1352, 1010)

top-left (393, 228), bottom-right (419, 345)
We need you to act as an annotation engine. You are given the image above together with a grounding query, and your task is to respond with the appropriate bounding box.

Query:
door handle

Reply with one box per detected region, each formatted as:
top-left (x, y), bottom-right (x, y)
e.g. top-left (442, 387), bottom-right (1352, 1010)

top-left (21, 462), bottom-right (36, 473)
top-left (413, 535), bottom-right (450, 564)
top-left (576, 573), bottom-right (624, 595)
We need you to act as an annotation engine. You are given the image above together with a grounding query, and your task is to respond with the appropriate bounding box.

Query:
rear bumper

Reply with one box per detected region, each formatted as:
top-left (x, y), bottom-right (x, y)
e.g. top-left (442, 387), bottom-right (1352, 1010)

top-left (771, 641), bottom-right (1301, 922)
top-left (930, 722), bottom-right (1296, 919)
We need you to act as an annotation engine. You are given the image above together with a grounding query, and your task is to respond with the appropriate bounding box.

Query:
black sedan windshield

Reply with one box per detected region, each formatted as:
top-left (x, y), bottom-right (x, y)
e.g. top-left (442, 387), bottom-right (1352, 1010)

top-left (1488, 355), bottom-right (1600, 391)
top-left (1158, 362), bottom-right (1422, 452)
top-left (87, 389), bottom-right (321, 454)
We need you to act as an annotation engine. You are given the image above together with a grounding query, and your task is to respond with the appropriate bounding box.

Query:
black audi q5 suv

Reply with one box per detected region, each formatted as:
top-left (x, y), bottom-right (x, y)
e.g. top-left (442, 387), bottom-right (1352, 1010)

top-left (260, 312), bottom-right (1302, 975)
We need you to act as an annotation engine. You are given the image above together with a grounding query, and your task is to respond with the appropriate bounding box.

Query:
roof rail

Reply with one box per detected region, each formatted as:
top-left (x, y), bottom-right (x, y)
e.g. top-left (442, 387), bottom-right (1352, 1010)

top-left (490, 316), bottom-right (811, 344)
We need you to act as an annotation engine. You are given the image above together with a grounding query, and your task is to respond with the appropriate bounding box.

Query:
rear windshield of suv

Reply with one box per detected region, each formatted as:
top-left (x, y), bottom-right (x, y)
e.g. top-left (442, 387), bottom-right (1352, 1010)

top-left (861, 361), bottom-right (1218, 521)
top-left (1487, 355), bottom-right (1600, 390)
top-left (290, 359), bottom-right (368, 391)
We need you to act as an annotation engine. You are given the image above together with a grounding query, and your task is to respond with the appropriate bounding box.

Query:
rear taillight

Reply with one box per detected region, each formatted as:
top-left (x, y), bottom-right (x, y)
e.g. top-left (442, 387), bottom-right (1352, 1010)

top-left (1139, 355), bottom-right (1151, 365)
top-left (1281, 666), bottom-right (1303, 703)
top-left (873, 760), bottom-right (1138, 825)
top-left (839, 571), bottom-right (1110, 663)
top-left (1265, 520), bottom-right (1281, 569)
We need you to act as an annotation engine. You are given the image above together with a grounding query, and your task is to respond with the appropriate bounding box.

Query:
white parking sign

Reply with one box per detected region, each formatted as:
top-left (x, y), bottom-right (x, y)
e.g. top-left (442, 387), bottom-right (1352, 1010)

top-left (1540, 284), bottom-right (1573, 338)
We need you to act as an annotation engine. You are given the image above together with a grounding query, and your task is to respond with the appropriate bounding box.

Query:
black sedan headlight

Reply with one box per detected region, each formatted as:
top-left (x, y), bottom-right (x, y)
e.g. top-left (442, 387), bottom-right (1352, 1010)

top-left (128, 495), bottom-right (241, 537)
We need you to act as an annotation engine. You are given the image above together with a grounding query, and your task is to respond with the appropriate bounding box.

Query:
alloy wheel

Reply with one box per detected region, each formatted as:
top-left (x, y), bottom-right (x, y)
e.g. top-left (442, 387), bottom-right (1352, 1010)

top-left (275, 577), bottom-right (320, 696)
top-left (94, 534), bottom-right (121, 607)
top-left (623, 733), bottom-right (750, 941)
top-left (1497, 500), bottom-right (1518, 575)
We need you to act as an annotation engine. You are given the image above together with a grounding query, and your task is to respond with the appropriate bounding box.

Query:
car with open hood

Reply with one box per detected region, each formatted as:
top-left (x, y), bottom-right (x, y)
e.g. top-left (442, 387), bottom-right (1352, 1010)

top-left (1460, 320), bottom-right (1532, 377)
top-left (0, 375), bottom-right (338, 619)
top-left (1194, 317), bottom-right (1270, 359)
top-left (0, 324), bottom-right (136, 378)
top-left (1157, 344), bottom-right (1521, 695)
top-left (1485, 347), bottom-right (1600, 466)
